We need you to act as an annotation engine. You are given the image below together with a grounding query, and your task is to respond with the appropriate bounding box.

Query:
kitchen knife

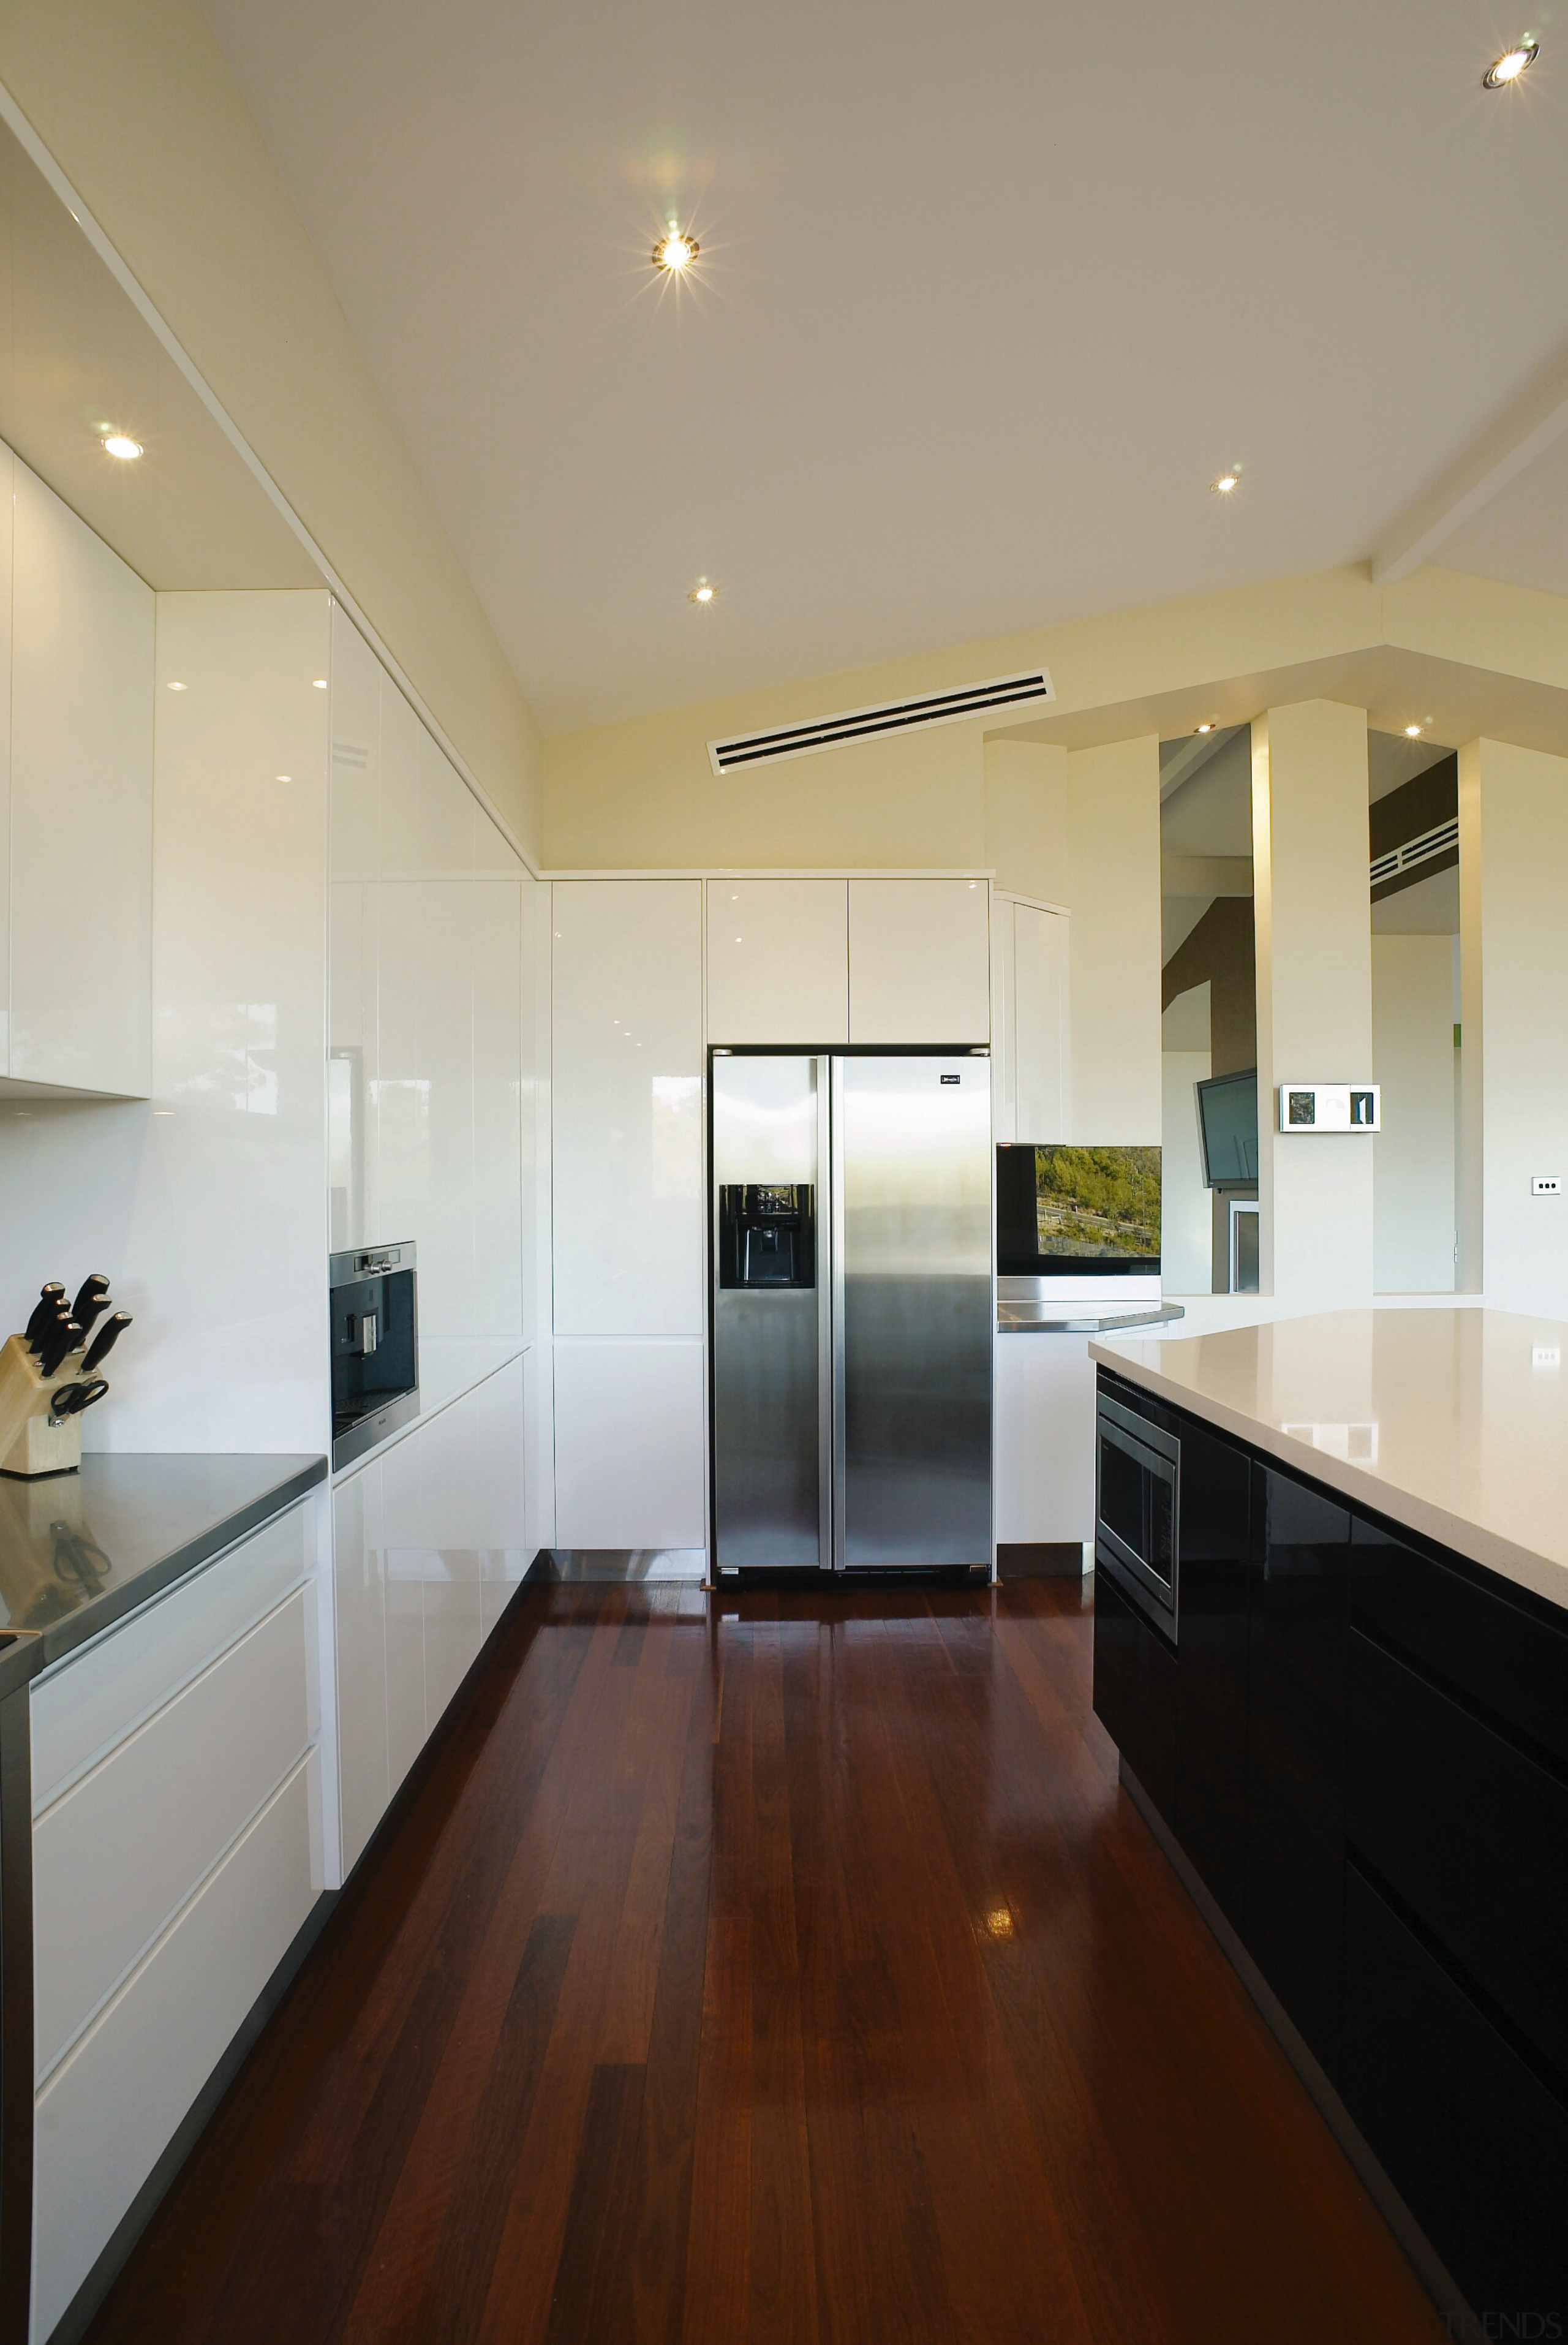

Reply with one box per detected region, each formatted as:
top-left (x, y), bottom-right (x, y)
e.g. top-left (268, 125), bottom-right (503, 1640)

top-left (70, 1274), bottom-right (111, 1333)
top-left (38, 1319), bottom-right (81, 1380)
top-left (24, 1285), bottom-right (66, 1348)
top-left (31, 1305), bottom-right (71, 1362)
top-left (81, 1312), bottom-right (131, 1375)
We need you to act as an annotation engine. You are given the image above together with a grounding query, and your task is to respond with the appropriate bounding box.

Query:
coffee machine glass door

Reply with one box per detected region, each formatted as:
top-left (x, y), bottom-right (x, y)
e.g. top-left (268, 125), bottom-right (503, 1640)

top-left (712, 1055), bottom-right (829, 1571)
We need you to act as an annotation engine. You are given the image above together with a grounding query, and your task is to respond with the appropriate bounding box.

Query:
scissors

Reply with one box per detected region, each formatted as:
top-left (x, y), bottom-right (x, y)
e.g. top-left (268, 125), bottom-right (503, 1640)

top-left (48, 1378), bottom-right (109, 1425)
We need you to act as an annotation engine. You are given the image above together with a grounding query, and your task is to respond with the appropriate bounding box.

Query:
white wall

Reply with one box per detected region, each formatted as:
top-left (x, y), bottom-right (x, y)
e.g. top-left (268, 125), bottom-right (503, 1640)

top-left (0, 591), bottom-right (333, 1451)
top-left (1372, 934), bottom-right (1455, 1293)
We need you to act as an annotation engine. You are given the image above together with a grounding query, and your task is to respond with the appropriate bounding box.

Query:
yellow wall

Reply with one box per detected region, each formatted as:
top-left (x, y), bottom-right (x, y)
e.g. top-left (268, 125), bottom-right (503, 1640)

top-left (0, 0), bottom-right (543, 859)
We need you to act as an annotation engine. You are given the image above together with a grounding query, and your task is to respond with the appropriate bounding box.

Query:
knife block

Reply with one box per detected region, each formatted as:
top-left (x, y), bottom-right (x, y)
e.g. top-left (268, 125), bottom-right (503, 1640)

top-left (0, 1333), bottom-right (85, 1478)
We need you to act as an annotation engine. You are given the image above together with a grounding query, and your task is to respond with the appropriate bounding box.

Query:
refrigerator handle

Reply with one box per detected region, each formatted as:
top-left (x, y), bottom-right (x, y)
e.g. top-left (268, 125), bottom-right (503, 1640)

top-left (828, 1055), bottom-right (846, 1573)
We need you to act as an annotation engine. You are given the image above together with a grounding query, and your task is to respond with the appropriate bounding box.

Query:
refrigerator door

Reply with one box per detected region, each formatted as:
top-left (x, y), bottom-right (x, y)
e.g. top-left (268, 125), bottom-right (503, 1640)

top-left (712, 1054), bottom-right (831, 1569)
top-left (833, 1054), bottom-right (992, 1569)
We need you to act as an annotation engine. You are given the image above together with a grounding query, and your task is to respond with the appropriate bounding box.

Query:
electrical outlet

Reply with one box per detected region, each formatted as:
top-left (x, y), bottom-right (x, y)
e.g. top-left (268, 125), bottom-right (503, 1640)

top-left (1533, 1345), bottom-right (1561, 1370)
top-left (1531, 1175), bottom-right (1562, 1196)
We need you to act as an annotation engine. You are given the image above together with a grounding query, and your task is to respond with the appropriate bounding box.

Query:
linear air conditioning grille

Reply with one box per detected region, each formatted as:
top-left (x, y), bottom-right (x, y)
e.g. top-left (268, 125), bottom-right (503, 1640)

top-left (1370, 815), bottom-right (1459, 887)
top-left (707, 670), bottom-right (1055, 776)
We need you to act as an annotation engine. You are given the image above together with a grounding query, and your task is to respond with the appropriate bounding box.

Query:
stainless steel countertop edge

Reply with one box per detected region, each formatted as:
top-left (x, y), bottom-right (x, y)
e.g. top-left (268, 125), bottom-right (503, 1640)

top-left (0, 1455), bottom-right (328, 1698)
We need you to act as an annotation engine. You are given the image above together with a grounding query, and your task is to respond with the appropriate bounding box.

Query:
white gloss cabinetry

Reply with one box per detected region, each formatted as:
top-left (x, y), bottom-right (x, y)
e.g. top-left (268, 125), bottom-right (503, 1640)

top-left (992, 894), bottom-right (1069, 1143)
top-left (551, 879), bottom-right (707, 1552)
top-left (551, 880), bottom-right (704, 1335)
top-left (29, 1501), bottom-right (323, 2342)
top-left (706, 879), bottom-right (849, 1044)
top-left (6, 450), bottom-right (154, 1095)
top-left (333, 1358), bottom-right (529, 1876)
top-left (847, 879), bottom-right (990, 1044)
top-left (993, 1334), bottom-right (1095, 1546)
top-left (552, 1339), bottom-right (707, 1550)
top-left (328, 606), bottom-right (526, 1342)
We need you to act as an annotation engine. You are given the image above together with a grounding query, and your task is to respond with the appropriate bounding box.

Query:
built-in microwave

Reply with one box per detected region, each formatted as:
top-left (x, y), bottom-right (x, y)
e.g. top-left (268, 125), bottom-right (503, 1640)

top-left (1095, 1391), bottom-right (1180, 1641)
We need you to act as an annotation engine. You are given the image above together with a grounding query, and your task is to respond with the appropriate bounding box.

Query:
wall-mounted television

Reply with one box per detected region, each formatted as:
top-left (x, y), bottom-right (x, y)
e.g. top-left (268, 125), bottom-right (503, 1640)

top-left (1196, 1068), bottom-right (1259, 1189)
top-left (997, 1144), bottom-right (1161, 1277)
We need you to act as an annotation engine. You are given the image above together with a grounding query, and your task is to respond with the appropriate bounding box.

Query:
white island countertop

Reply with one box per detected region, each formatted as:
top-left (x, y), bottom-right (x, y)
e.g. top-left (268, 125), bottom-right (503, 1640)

top-left (1090, 1308), bottom-right (1568, 1615)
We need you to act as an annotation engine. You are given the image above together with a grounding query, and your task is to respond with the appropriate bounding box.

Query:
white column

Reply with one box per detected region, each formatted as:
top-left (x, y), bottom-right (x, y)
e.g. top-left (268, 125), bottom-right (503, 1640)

top-left (1252, 701), bottom-right (1374, 1302)
top-left (1458, 738), bottom-right (1568, 1313)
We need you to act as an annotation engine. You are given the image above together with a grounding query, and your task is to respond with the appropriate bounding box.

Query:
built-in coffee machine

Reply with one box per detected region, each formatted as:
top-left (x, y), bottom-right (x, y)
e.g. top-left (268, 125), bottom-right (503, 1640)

top-left (329, 1242), bottom-right (418, 1468)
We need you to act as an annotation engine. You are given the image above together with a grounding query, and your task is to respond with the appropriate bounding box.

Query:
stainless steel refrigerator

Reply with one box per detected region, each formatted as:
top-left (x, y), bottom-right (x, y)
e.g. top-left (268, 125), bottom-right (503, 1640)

top-left (710, 1051), bottom-right (992, 1574)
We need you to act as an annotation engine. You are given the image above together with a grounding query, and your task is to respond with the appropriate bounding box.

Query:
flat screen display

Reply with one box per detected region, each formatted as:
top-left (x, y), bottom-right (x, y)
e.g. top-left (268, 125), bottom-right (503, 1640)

top-left (997, 1144), bottom-right (1161, 1275)
top-left (1196, 1069), bottom-right (1259, 1188)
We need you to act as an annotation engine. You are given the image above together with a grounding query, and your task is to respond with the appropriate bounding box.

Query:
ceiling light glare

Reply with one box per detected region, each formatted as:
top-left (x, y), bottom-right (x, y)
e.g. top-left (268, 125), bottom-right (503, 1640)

top-left (166, 680), bottom-right (187, 692)
top-left (654, 228), bottom-right (698, 273)
top-left (1212, 473), bottom-right (1240, 496)
top-left (1195, 721), bottom-right (1215, 734)
top-left (312, 678), bottom-right (328, 689)
top-left (1485, 38), bottom-right (1537, 84)
top-left (1405, 724), bottom-right (1423, 738)
top-left (102, 433), bottom-right (143, 460)
top-left (689, 583), bottom-right (715, 604)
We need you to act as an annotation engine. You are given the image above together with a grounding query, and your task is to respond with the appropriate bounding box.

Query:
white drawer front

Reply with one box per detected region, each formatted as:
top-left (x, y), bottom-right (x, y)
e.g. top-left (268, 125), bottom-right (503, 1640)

top-left (31, 1500), bottom-right (311, 1812)
top-left (34, 1587), bottom-right (315, 2081)
top-left (31, 1748), bottom-right (322, 2344)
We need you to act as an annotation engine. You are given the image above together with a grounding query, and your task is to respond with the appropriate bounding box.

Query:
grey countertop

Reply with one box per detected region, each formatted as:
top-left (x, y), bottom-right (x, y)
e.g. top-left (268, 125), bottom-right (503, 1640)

top-left (0, 1453), bottom-right (326, 1698)
top-left (998, 1301), bottom-right (1186, 1335)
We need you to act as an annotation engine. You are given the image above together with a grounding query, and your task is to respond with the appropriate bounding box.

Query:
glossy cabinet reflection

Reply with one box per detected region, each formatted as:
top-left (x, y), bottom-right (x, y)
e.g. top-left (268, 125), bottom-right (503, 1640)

top-left (848, 879), bottom-right (990, 1044)
top-left (332, 1360), bottom-right (529, 1876)
top-left (552, 1338), bottom-right (706, 1549)
top-left (7, 450), bottom-right (153, 1095)
top-left (992, 895), bottom-right (1068, 1144)
top-left (706, 878), bottom-right (848, 1044)
top-left (327, 607), bottom-right (527, 1341)
top-left (551, 879), bottom-right (704, 1335)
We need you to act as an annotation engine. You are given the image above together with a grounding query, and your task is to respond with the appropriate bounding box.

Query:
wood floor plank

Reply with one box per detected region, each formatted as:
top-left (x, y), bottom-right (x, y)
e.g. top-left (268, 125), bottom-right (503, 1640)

top-left (680, 1916), bottom-right (753, 2345)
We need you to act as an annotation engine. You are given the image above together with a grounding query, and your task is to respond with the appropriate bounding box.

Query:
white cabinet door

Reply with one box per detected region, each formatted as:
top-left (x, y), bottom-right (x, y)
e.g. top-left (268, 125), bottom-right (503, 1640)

top-left (993, 1333), bottom-right (1095, 1544)
top-left (551, 881), bottom-right (704, 1335)
top-left (333, 1464), bottom-right (389, 1876)
top-left (10, 456), bottom-right (153, 1094)
top-left (706, 879), bottom-right (848, 1044)
top-left (1012, 903), bottom-right (1069, 1141)
top-left (553, 1339), bottom-right (706, 1550)
top-left (848, 879), bottom-right (990, 1044)
top-left (32, 1751), bottom-right (322, 2344)
top-left (380, 1431), bottom-right (428, 1795)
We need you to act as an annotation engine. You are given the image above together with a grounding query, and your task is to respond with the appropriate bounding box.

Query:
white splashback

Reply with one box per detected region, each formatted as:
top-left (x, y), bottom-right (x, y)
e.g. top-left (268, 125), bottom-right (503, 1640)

top-left (0, 590), bottom-right (333, 1452)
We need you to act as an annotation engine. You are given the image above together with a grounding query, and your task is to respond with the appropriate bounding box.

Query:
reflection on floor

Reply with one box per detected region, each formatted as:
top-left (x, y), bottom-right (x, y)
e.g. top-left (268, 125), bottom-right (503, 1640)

top-left (84, 1577), bottom-right (1440, 2344)
top-left (540, 1547), bottom-right (707, 1582)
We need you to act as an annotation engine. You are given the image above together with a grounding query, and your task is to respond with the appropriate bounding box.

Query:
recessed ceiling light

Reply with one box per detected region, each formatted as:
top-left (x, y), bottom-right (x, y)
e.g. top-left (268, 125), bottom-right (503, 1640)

top-left (1405, 723), bottom-right (1423, 738)
top-left (654, 228), bottom-right (698, 274)
top-left (689, 582), bottom-right (716, 605)
top-left (167, 680), bottom-right (187, 692)
top-left (1212, 473), bottom-right (1240, 496)
top-left (102, 433), bottom-right (142, 461)
top-left (277, 774), bottom-right (292, 784)
top-left (312, 678), bottom-right (328, 689)
top-left (1195, 720), bottom-right (1215, 734)
top-left (1485, 38), bottom-right (1537, 85)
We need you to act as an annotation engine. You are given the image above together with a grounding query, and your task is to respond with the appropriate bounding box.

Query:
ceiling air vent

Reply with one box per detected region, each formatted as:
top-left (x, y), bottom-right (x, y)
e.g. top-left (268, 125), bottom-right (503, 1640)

top-left (707, 669), bottom-right (1055, 777)
top-left (1370, 814), bottom-right (1459, 890)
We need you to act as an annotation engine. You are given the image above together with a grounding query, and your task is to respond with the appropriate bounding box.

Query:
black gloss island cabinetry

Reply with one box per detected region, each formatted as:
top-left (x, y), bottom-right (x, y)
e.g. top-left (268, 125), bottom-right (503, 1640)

top-left (1091, 1362), bottom-right (1568, 2332)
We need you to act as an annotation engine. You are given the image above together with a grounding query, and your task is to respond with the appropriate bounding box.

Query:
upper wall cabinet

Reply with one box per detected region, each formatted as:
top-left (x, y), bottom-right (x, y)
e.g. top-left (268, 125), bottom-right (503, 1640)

top-left (848, 878), bottom-right (990, 1044)
top-left (706, 878), bottom-right (849, 1045)
top-left (993, 895), bottom-right (1069, 1144)
top-left (552, 879), bottom-right (704, 1335)
top-left (7, 453), bottom-right (154, 1095)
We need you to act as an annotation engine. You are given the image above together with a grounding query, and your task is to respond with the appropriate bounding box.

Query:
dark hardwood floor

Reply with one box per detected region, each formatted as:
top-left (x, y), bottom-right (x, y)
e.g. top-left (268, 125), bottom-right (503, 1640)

top-left (85, 1577), bottom-right (1441, 2343)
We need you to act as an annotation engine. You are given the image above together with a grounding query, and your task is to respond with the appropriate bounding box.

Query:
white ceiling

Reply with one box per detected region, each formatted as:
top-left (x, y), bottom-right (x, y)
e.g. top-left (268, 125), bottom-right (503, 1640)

top-left (202, 0), bottom-right (1568, 734)
top-left (1438, 427), bottom-right (1568, 597)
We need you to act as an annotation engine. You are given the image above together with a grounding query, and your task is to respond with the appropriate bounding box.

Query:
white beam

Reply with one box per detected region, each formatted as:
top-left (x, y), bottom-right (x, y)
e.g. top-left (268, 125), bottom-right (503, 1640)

top-left (1372, 342), bottom-right (1568, 586)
